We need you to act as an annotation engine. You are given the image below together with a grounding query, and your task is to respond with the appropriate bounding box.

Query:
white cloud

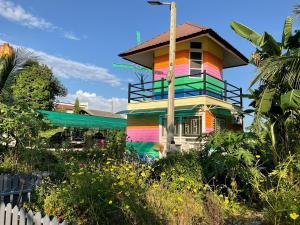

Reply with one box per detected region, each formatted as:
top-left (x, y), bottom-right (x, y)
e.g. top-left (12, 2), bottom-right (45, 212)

top-left (60, 90), bottom-right (128, 113)
top-left (0, 39), bottom-right (121, 86)
top-left (64, 32), bottom-right (80, 41)
top-left (0, 0), bottom-right (80, 40)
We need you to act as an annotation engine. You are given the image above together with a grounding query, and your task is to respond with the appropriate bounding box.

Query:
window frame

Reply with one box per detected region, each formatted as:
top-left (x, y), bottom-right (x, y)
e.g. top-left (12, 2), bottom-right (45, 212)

top-left (182, 116), bottom-right (202, 137)
top-left (214, 117), bottom-right (227, 131)
top-left (189, 42), bottom-right (203, 78)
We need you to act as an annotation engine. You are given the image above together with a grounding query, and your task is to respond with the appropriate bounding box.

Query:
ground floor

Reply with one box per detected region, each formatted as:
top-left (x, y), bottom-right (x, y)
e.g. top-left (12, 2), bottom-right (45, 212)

top-left (126, 107), bottom-right (242, 158)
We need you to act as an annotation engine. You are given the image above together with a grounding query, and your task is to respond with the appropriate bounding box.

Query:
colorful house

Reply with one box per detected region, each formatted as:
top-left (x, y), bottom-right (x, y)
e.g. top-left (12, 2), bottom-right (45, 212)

top-left (118, 22), bottom-right (248, 158)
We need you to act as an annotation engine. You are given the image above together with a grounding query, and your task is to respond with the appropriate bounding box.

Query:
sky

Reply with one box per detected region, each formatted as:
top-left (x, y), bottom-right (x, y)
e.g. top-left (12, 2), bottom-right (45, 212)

top-left (0, 0), bottom-right (298, 126)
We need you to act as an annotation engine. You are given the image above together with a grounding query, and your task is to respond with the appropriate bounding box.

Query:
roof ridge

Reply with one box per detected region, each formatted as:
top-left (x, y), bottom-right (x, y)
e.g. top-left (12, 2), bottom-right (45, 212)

top-left (125, 22), bottom-right (205, 52)
top-left (184, 22), bottom-right (209, 29)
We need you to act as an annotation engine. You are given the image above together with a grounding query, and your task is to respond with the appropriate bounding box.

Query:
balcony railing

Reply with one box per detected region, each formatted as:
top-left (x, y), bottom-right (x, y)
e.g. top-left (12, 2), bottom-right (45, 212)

top-left (128, 71), bottom-right (243, 108)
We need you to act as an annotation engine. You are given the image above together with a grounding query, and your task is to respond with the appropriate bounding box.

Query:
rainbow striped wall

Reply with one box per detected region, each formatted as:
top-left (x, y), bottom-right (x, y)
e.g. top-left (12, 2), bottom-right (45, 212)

top-left (127, 114), bottom-right (159, 142)
top-left (127, 114), bottom-right (160, 157)
top-left (153, 37), bottom-right (224, 80)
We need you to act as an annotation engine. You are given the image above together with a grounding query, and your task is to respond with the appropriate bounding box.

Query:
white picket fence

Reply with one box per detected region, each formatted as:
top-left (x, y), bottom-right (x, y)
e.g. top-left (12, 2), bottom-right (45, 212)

top-left (0, 203), bottom-right (69, 225)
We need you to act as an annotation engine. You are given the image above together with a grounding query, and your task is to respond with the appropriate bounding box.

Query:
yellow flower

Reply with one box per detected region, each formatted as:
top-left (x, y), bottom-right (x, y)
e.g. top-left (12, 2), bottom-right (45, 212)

top-left (173, 208), bottom-right (177, 213)
top-left (177, 196), bottom-right (183, 202)
top-left (160, 172), bottom-right (166, 176)
top-left (106, 161), bottom-right (111, 165)
top-left (118, 181), bottom-right (124, 186)
top-left (193, 188), bottom-right (197, 193)
top-left (203, 184), bottom-right (209, 191)
top-left (290, 212), bottom-right (299, 220)
top-left (108, 200), bottom-right (113, 205)
top-left (141, 172), bottom-right (146, 177)
top-left (179, 177), bottom-right (185, 182)
top-left (224, 197), bottom-right (229, 205)
top-left (125, 205), bottom-right (130, 209)
top-left (153, 183), bottom-right (159, 188)
top-left (255, 155), bottom-right (261, 159)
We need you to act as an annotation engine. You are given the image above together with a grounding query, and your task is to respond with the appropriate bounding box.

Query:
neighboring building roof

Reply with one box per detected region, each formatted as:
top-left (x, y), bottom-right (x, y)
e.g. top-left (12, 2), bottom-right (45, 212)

top-left (80, 109), bottom-right (124, 119)
top-left (39, 110), bottom-right (127, 129)
top-left (119, 22), bottom-right (248, 68)
top-left (54, 102), bottom-right (88, 111)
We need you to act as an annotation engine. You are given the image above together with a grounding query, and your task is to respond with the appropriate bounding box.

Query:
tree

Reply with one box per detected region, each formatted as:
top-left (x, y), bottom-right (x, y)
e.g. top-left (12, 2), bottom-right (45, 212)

top-left (74, 97), bottom-right (80, 114)
top-left (230, 16), bottom-right (300, 163)
top-left (12, 61), bottom-right (67, 110)
top-left (0, 45), bottom-right (33, 103)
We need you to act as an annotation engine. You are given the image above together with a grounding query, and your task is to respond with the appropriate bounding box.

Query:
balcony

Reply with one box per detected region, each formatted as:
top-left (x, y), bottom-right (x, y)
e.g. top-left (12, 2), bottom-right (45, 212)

top-left (128, 71), bottom-right (243, 108)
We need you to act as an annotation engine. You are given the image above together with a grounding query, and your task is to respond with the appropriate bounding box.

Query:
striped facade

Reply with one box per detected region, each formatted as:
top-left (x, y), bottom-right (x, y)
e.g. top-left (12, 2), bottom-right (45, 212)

top-left (123, 32), bottom-right (244, 158)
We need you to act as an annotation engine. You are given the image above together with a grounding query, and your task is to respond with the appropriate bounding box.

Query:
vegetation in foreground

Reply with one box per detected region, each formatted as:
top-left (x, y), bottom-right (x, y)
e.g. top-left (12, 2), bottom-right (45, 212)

top-left (0, 6), bottom-right (300, 225)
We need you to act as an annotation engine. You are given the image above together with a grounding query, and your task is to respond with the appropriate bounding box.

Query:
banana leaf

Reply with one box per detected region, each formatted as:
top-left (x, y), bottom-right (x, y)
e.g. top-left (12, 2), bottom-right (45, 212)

top-left (280, 89), bottom-right (300, 110)
top-left (230, 21), bottom-right (263, 47)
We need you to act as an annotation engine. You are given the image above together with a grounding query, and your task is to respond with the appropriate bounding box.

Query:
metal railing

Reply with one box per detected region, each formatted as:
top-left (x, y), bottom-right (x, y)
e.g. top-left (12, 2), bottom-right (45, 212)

top-left (128, 71), bottom-right (243, 108)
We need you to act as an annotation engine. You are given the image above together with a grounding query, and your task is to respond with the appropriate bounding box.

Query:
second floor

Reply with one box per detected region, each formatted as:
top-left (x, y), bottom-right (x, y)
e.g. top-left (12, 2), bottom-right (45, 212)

top-left (119, 22), bottom-right (248, 109)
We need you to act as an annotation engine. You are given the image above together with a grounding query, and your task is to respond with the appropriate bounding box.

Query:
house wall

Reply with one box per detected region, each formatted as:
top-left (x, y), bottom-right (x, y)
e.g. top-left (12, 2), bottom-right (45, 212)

top-left (126, 114), bottom-right (160, 158)
top-left (153, 36), bottom-right (223, 80)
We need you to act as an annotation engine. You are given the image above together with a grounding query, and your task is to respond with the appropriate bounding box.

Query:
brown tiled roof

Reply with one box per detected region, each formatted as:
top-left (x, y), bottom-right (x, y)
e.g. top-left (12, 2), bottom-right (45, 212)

top-left (119, 22), bottom-right (248, 63)
top-left (120, 22), bottom-right (208, 56)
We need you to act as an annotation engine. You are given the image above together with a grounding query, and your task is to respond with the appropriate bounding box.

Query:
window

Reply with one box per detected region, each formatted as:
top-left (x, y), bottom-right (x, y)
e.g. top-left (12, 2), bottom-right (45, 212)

top-left (190, 42), bottom-right (202, 49)
top-left (190, 51), bottom-right (202, 76)
top-left (214, 117), bottom-right (226, 131)
top-left (182, 116), bottom-right (201, 136)
top-left (162, 117), bottom-right (180, 136)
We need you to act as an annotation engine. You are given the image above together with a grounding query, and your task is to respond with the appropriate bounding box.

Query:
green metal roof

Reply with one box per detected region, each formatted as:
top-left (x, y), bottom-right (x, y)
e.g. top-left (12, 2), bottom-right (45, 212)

top-left (38, 110), bottom-right (127, 129)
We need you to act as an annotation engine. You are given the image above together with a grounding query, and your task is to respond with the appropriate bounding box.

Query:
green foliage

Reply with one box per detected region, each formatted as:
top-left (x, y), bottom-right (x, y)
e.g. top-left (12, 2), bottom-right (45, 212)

top-left (280, 89), bottom-right (300, 110)
top-left (250, 155), bottom-right (300, 225)
top-left (153, 151), bottom-right (203, 191)
top-left (12, 61), bottom-right (67, 110)
top-left (73, 97), bottom-right (80, 114)
top-left (231, 16), bottom-right (300, 164)
top-left (198, 131), bottom-right (266, 202)
top-left (0, 47), bottom-right (33, 102)
top-left (0, 102), bottom-right (46, 150)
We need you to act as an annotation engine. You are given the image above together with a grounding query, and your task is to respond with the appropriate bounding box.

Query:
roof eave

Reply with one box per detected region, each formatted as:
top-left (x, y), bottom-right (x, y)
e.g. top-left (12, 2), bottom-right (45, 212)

top-left (119, 28), bottom-right (249, 65)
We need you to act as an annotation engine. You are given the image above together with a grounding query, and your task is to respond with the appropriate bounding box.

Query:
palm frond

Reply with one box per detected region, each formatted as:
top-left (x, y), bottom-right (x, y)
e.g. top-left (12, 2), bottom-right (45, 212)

top-left (0, 47), bottom-right (35, 96)
top-left (252, 49), bottom-right (300, 89)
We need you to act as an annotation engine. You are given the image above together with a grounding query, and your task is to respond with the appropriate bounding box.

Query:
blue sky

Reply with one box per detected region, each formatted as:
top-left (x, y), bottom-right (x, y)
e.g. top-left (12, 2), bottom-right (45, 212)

top-left (0, 0), bottom-right (298, 126)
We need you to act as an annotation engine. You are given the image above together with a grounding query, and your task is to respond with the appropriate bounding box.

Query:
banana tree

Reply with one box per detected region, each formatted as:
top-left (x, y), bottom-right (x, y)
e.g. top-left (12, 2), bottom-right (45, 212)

top-left (230, 16), bottom-right (300, 163)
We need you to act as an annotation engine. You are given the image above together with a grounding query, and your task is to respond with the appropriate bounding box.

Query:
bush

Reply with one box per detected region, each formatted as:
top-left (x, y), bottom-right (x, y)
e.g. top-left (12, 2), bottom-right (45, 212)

top-left (250, 155), bottom-right (300, 225)
top-left (153, 151), bottom-right (203, 191)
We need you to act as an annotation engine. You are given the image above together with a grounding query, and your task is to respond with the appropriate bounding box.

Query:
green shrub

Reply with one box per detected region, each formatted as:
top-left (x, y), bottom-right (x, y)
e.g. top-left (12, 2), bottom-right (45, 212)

top-left (250, 155), bottom-right (300, 225)
top-left (153, 151), bottom-right (203, 191)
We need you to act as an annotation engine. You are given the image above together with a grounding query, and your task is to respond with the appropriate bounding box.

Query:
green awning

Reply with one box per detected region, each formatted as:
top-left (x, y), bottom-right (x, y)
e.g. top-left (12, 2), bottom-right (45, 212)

top-left (117, 105), bottom-right (202, 115)
top-left (38, 110), bottom-right (127, 129)
top-left (210, 107), bottom-right (231, 117)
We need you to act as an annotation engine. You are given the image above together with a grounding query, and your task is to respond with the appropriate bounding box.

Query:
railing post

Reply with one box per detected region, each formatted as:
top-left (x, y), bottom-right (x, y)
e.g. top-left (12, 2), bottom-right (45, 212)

top-left (128, 83), bottom-right (131, 103)
top-left (224, 80), bottom-right (227, 101)
top-left (161, 78), bottom-right (164, 99)
top-left (203, 70), bottom-right (207, 95)
top-left (239, 87), bottom-right (243, 108)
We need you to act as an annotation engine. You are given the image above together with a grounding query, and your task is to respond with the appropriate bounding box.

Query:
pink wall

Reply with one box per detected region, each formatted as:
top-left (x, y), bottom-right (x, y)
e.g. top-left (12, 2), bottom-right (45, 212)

top-left (203, 64), bottom-right (222, 79)
top-left (154, 64), bottom-right (189, 79)
top-left (127, 127), bottom-right (159, 142)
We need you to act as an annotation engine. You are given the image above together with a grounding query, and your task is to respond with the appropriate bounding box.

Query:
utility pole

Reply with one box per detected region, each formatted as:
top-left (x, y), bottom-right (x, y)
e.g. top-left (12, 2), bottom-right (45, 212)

top-left (166, 1), bottom-right (176, 153)
top-left (148, 1), bottom-right (177, 154)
